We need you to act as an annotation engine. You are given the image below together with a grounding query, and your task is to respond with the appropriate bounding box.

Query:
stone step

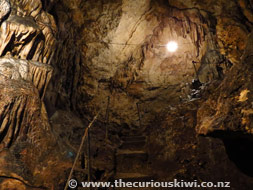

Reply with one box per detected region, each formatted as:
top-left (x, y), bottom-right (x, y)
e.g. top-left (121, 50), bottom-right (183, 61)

top-left (121, 128), bottom-right (143, 136)
top-left (116, 150), bottom-right (148, 173)
top-left (120, 140), bottom-right (146, 150)
top-left (114, 172), bottom-right (153, 182)
top-left (122, 136), bottom-right (146, 142)
top-left (116, 149), bottom-right (147, 155)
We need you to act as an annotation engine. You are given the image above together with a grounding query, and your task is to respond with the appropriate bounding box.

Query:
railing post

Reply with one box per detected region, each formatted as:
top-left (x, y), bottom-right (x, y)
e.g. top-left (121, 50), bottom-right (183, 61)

top-left (136, 102), bottom-right (142, 128)
top-left (87, 128), bottom-right (91, 183)
top-left (192, 61), bottom-right (199, 80)
top-left (87, 128), bottom-right (91, 190)
top-left (105, 96), bottom-right (110, 140)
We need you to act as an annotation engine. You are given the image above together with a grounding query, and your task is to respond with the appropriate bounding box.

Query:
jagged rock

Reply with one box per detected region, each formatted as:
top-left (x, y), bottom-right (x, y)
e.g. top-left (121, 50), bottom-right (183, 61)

top-left (48, 0), bottom-right (249, 128)
top-left (197, 50), bottom-right (230, 83)
top-left (26, 59), bottom-right (53, 99)
top-left (0, 57), bottom-right (28, 80)
top-left (196, 32), bottom-right (253, 135)
top-left (168, 0), bottom-right (251, 64)
top-left (10, 0), bottom-right (42, 17)
top-left (0, 56), bottom-right (57, 189)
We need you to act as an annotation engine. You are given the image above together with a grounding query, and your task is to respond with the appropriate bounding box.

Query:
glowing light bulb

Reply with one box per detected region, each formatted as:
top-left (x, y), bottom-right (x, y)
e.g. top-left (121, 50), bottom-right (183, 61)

top-left (166, 41), bottom-right (178, 52)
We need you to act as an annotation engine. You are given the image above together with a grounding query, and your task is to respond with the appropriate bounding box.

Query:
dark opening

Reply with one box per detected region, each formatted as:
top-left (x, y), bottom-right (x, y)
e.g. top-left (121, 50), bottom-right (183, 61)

top-left (210, 131), bottom-right (253, 177)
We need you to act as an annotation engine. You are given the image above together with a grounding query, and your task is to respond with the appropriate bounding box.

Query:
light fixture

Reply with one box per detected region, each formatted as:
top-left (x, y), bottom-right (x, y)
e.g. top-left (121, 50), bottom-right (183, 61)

top-left (166, 41), bottom-right (178, 52)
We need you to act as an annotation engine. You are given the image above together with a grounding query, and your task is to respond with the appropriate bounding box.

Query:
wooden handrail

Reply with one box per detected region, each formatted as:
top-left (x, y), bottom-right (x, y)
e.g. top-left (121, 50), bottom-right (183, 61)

top-left (64, 112), bottom-right (100, 190)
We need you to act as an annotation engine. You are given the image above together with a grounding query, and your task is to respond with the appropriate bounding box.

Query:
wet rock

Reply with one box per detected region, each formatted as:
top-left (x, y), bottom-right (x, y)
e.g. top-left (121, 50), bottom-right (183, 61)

top-left (42, 0), bottom-right (251, 129)
top-left (168, 0), bottom-right (251, 64)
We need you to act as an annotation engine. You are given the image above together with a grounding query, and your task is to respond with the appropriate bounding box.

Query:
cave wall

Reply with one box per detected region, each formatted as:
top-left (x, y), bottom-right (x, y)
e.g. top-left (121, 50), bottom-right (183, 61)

top-left (0, 0), bottom-right (70, 189)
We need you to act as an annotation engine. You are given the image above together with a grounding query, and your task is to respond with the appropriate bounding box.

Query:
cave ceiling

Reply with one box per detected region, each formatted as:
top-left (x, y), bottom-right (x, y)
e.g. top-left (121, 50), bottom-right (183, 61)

top-left (44, 0), bottom-right (251, 127)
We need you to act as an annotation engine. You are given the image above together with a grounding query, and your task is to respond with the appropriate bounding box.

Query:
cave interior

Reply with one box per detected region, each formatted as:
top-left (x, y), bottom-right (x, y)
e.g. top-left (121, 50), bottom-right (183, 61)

top-left (1, 0), bottom-right (253, 189)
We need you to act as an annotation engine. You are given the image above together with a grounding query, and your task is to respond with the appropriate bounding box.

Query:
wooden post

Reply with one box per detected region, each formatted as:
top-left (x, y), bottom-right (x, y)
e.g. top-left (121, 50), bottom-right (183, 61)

top-left (136, 102), bottom-right (142, 128)
top-left (192, 61), bottom-right (199, 80)
top-left (105, 96), bottom-right (110, 140)
top-left (81, 152), bottom-right (85, 169)
top-left (87, 129), bottom-right (91, 190)
top-left (87, 128), bottom-right (91, 183)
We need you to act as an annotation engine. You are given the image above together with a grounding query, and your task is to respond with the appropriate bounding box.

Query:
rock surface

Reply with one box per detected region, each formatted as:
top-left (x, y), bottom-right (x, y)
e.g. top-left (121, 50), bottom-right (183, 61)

top-left (0, 73), bottom-right (71, 189)
top-left (0, 1), bottom-right (62, 189)
top-left (197, 32), bottom-right (253, 136)
top-left (146, 100), bottom-right (253, 190)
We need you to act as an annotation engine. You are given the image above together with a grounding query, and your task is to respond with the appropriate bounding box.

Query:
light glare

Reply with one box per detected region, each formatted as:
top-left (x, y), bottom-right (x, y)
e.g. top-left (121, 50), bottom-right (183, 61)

top-left (166, 41), bottom-right (178, 52)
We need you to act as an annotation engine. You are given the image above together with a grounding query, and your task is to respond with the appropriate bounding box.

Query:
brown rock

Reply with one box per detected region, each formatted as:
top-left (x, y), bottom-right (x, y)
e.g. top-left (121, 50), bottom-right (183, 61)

top-left (196, 32), bottom-right (253, 135)
top-left (0, 0), bottom-right (10, 23)
top-left (0, 75), bottom-right (41, 150)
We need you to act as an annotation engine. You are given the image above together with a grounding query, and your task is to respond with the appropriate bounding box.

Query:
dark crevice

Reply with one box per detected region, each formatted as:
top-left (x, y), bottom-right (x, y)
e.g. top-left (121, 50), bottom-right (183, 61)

top-left (94, 169), bottom-right (105, 180)
top-left (1, 33), bottom-right (16, 57)
top-left (208, 130), bottom-right (253, 177)
top-left (27, 33), bottom-right (45, 60)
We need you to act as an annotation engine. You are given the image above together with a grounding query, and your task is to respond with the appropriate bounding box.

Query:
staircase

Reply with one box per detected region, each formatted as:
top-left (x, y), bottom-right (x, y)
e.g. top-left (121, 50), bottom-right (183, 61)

top-left (114, 135), bottom-right (153, 189)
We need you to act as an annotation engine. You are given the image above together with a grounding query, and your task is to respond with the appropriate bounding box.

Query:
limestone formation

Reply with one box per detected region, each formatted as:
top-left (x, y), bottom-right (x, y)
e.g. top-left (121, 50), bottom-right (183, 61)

top-left (0, 75), bottom-right (41, 150)
top-left (0, 0), bottom-right (57, 64)
top-left (0, 14), bottom-right (56, 64)
top-left (0, 0), bottom-right (11, 23)
top-left (0, 57), bottom-right (53, 99)
top-left (0, 56), bottom-right (53, 159)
